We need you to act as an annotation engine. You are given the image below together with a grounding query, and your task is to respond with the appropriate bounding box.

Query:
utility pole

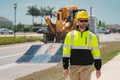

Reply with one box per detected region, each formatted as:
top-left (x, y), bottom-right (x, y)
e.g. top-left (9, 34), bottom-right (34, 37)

top-left (90, 6), bottom-right (92, 17)
top-left (89, 6), bottom-right (97, 34)
top-left (13, 3), bottom-right (17, 38)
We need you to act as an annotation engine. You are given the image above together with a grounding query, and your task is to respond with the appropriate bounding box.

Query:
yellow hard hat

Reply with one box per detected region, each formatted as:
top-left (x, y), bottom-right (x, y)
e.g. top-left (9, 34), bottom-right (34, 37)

top-left (76, 11), bottom-right (89, 20)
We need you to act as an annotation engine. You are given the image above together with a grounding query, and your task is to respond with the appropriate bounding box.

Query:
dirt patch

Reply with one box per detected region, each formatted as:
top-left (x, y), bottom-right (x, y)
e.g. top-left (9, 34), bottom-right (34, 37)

top-left (16, 63), bottom-right (64, 80)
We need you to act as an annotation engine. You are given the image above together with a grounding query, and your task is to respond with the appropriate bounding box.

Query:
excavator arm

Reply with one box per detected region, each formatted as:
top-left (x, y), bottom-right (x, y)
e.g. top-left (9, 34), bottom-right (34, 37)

top-left (44, 17), bottom-right (55, 33)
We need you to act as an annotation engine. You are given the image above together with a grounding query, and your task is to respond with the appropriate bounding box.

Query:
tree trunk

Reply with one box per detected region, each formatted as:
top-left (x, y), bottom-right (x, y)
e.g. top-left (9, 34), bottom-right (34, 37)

top-left (31, 16), bottom-right (34, 32)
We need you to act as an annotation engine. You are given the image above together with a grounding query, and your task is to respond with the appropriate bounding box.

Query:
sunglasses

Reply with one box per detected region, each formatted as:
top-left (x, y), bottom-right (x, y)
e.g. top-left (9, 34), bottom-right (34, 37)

top-left (79, 20), bottom-right (88, 23)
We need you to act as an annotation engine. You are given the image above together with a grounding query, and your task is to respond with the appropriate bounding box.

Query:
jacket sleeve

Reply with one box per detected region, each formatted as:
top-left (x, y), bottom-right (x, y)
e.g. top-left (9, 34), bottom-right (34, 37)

top-left (91, 35), bottom-right (102, 70)
top-left (62, 33), bottom-right (71, 69)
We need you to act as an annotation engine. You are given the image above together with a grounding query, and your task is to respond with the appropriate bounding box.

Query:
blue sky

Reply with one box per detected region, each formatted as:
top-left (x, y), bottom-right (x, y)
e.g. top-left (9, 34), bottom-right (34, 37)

top-left (0, 0), bottom-right (120, 25)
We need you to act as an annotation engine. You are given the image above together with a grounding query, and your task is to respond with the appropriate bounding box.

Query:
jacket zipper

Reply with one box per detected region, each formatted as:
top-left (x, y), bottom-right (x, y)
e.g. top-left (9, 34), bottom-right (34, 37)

top-left (81, 32), bottom-right (83, 38)
top-left (81, 32), bottom-right (87, 45)
top-left (85, 37), bottom-right (87, 45)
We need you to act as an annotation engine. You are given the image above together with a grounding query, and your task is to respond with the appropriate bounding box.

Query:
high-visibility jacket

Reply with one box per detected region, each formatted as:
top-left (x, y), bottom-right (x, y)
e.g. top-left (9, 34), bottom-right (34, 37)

top-left (62, 30), bottom-right (101, 70)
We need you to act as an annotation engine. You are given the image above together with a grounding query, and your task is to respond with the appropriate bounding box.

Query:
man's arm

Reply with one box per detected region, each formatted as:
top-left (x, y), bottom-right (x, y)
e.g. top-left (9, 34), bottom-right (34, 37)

top-left (62, 57), bottom-right (69, 77)
top-left (91, 35), bottom-right (102, 78)
top-left (62, 32), bottom-right (71, 77)
top-left (62, 57), bottom-right (70, 69)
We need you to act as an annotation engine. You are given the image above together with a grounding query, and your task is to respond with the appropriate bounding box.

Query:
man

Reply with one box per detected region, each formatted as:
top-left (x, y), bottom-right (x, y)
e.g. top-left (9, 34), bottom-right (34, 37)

top-left (62, 10), bottom-right (102, 80)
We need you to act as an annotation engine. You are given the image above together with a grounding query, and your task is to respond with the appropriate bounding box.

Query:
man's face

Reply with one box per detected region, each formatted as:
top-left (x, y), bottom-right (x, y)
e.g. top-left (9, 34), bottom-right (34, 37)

top-left (77, 19), bottom-right (89, 29)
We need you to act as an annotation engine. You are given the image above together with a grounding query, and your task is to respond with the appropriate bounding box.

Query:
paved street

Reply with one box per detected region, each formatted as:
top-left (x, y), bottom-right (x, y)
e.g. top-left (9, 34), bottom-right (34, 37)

top-left (0, 63), bottom-right (57, 80)
top-left (98, 33), bottom-right (120, 42)
top-left (0, 41), bottom-right (62, 80)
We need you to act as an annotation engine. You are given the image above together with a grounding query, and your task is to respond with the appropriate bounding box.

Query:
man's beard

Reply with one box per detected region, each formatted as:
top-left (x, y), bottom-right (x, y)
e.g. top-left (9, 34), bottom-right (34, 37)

top-left (79, 24), bottom-right (88, 29)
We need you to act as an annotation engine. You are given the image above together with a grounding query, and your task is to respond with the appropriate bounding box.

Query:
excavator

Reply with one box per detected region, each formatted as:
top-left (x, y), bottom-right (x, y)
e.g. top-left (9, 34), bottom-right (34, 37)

top-left (44, 5), bottom-right (96, 43)
top-left (44, 5), bottom-right (83, 43)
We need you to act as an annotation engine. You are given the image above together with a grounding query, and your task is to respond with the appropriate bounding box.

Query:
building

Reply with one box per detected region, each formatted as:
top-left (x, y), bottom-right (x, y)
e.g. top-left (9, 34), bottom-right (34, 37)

top-left (0, 17), bottom-right (13, 26)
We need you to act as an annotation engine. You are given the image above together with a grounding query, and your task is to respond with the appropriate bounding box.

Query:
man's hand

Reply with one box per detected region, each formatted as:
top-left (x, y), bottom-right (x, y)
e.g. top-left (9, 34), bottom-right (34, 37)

top-left (63, 69), bottom-right (69, 77)
top-left (96, 70), bottom-right (101, 79)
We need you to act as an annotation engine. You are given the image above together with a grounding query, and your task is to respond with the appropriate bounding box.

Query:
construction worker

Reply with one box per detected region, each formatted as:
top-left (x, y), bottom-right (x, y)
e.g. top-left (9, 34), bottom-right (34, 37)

top-left (62, 10), bottom-right (102, 80)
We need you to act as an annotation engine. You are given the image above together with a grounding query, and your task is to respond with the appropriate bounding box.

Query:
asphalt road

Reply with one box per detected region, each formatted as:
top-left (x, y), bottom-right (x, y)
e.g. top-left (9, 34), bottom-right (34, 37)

top-left (98, 33), bottom-right (120, 42)
top-left (0, 43), bottom-right (28, 65)
top-left (0, 42), bottom-right (58, 80)
top-left (0, 33), bottom-right (120, 80)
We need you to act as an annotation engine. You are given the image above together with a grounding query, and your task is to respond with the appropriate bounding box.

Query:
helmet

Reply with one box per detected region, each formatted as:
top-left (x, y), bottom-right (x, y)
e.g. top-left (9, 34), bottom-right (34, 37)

top-left (76, 11), bottom-right (89, 20)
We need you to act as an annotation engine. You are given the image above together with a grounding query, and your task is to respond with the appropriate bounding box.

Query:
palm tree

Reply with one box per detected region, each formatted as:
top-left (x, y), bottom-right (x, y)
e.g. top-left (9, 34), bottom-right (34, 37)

top-left (39, 6), bottom-right (55, 25)
top-left (39, 7), bottom-right (48, 24)
top-left (27, 5), bottom-right (40, 31)
top-left (46, 6), bottom-right (55, 18)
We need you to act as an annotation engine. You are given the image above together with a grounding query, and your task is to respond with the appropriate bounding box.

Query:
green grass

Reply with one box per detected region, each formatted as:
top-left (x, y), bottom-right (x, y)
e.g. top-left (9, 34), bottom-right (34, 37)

top-left (16, 41), bottom-right (120, 80)
top-left (0, 37), bottom-right (43, 45)
top-left (100, 42), bottom-right (120, 64)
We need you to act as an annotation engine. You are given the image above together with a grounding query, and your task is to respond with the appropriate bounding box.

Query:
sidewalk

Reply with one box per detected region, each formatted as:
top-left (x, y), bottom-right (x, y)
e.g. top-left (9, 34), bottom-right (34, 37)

top-left (91, 53), bottom-right (120, 80)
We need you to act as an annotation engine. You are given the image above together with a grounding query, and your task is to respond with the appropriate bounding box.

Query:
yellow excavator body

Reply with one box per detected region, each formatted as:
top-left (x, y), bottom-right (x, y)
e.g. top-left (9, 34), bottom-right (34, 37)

top-left (44, 5), bottom-right (85, 43)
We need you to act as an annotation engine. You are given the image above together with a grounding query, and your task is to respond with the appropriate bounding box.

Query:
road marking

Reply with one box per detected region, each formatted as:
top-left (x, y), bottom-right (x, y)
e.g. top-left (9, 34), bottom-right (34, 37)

top-left (0, 45), bottom-right (30, 50)
top-left (0, 53), bottom-right (23, 59)
top-left (0, 63), bottom-right (18, 70)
